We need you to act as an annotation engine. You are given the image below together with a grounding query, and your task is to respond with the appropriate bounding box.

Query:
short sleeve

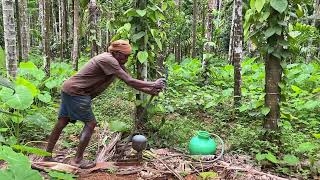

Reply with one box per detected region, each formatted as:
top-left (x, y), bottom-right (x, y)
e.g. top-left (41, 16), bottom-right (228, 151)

top-left (96, 56), bottom-right (121, 75)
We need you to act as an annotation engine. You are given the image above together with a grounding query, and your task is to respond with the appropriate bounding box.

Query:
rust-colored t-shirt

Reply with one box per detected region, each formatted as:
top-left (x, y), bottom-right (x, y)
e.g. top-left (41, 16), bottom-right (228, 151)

top-left (62, 52), bottom-right (121, 98)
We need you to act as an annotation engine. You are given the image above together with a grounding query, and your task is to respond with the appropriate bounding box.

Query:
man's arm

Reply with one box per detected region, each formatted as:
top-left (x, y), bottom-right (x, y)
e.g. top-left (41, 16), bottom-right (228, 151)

top-left (113, 68), bottom-right (164, 89)
top-left (137, 86), bottom-right (160, 95)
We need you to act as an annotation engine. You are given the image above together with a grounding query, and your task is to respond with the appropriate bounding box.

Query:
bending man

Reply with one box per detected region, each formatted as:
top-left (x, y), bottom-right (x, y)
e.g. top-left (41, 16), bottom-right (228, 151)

top-left (44, 40), bottom-right (165, 168)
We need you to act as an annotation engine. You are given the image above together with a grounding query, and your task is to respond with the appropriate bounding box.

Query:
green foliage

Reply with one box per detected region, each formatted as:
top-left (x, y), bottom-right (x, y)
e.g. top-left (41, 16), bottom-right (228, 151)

top-left (109, 120), bottom-right (130, 133)
top-left (270, 0), bottom-right (288, 13)
top-left (11, 144), bottom-right (51, 157)
top-left (0, 145), bottom-right (42, 180)
top-left (48, 170), bottom-right (76, 180)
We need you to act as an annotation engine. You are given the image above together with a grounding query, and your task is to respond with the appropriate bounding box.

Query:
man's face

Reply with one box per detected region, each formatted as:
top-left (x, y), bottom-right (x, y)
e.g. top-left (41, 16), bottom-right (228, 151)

top-left (113, 51), bottom-right (129, 64)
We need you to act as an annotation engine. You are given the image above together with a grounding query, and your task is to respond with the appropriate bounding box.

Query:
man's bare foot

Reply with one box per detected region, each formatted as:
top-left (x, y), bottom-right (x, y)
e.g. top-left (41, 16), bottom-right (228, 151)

top-left (70, 159), bottom-right (95, 169)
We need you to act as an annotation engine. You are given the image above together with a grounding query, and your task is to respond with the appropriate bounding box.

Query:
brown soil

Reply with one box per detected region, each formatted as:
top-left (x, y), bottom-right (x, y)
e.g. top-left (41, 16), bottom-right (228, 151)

top-left (77, 172), bottom-right (139, 180)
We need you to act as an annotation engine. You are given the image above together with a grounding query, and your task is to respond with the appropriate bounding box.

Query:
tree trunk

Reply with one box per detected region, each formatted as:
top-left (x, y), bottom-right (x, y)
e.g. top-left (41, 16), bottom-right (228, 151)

top-left (14, 0), bottom-right (22, 62)
top-left (232, 0), bottom-right (243, 108)
top-left (44, 0), bottom-right (52, 76)
top-left (52, 0), bottom-right (59, 44)
top-left (135, 0), bottom-right (148, 132)
top-left (228, 0), bottom-right (236, 64)
top-left (306, 0), bottom-right (320, 63)
top-left (264, 52), bottom-right (282, 129)
top-left (89, 0), bottom-right (99, 57)
top-left (39, 0), bottom-right (45, 50)
top-left (191, 0), bottom-right (197, 58)
top-left (68, 0), bottom-right (74, 60)
top-left (60, 0), bottom-right (68, 59)
top-left (175, 0), bottom-right (181, 62)
top-left (2, 0), bottom-right (17, 78)
top-left (204, 0), bottom-right (215, 52)
top-left (18, 0), bottom-right (29, 61)
top-left (202, 0), bottom-right (216, 84)
top-left (72, 0), bottom-right (80, 70)
top-left (201, 2), bottom-right (206, 61)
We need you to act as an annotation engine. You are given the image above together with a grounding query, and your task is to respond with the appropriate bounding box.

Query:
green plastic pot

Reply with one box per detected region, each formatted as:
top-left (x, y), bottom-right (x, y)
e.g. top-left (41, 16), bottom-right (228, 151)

top-left (188, 131), bottom-right (217, 155)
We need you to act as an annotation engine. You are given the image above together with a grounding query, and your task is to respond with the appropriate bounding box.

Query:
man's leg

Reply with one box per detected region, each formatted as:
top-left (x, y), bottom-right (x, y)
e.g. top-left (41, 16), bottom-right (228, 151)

top-left (72, 120), bottom-right (97, 165)
top-left (44, 117), bottom-right (70, 160)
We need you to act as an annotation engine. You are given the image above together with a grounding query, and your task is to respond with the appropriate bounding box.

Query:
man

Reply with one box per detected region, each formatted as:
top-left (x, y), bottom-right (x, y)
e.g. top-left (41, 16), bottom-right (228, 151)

top-left (44, 40), bottom-right (165, 168)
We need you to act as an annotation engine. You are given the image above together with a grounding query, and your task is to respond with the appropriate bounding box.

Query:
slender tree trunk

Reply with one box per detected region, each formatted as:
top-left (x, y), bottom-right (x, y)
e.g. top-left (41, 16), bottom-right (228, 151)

top-left (59, 0), bottom-right (67, 59)
top-left (191, 0), bottom-right (197, 58)
top-left (201, 2), bottom-right (206, 61)
top-left (68, 0), bottom-right (74, 60)
top-left (175, 0), bottom-right (181, 62)
top-left (14, 0), bottom-right (22, 62)
top-left (2, 0), bottom-right (17, 78)
top-left (232, 0), bottom-right (243, 108)
top-left (135, 0), bottom-right (148, 131)
top-left (228, 0), bottom-right (236, 64)
top-left (19, 0), bottom-right (29, 61)
top-left (72, 0), bottom-right (80, 70)
top-left (264, 35), bottom-right (283, 130)
top-left (202, 0), bottom-right (216, 84)
top-left (306, 0), bottom-right (320, 63)
top-left (52, 0), bottom-right (59, 44)
top-left (89, 0), bottom-right (99, 57)
top-left (39, 0), bottom-right (45, 50)
top-left (205, 0), bottom-right (216, 52)
top-left (44, 0), bottom-right (52, 76)
top-left (264, 54), bottom-right (282, 129)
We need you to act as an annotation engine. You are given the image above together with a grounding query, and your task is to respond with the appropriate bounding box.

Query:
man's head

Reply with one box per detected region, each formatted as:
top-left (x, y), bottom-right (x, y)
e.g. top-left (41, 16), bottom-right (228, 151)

top-left (108, 40), bottom-right (132, 64)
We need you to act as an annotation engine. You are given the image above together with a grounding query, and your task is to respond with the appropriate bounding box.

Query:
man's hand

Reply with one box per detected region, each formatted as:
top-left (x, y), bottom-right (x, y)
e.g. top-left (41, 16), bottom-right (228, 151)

top-left (154, 78), bottom-right (166, 89)
top-left (150, 87), bottom-right (162, 95)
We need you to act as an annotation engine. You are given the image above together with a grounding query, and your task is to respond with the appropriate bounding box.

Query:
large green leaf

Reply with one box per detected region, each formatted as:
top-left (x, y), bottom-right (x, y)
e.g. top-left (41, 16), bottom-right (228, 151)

top-left (117, 23), bottom-right (131, 33)
top-left (283, 154), bottom-right (299, 166)
top-left (137, 51), bottom-right (149, 63)
top-left (296, 142), bottom-right (316, 153)
top-left (255, 0), bottom-right (265, 13)
top-left (37, 91), bottom-right (52, 103)
top-left (0, 76), bottom-right (15, 93)
top-left (12, 145), bottom-right (51, 157)
top-left (270, 0), bottom-right (288, 13)
top-left (0, 146), bottom-right (42, 180)
top-left (5, 85), bottom-right (33, 110)
top-left (25, 113), bottom-right (50, 130)
top-left (266, 152), bottom-right (279, 163)
top-left (288, 31), bottom-right (301, 38)
top-left (136, 9), bottom-right (146, 17)
top-left (250, 0), bottom-right (256, 9)
top-left (19, 62), bottom-right (45, 81)
top-left (109, 121), bottom-right (130, 132)
top-left (256, 153), bottom-right (266, 161)
top-left (302, 100), bottom-right (319, 110)
top-left (19, 61), bottom-right (37, 69)
top-left (15, 77), bottom-right (40, 97)
top-left (0, 87), bottom-right (15, 102)
top-left (261, 107), bottom-right (270, 116)
top-left (131, 31), bottom-right (146, 42)
top-left (155, 38), bottom-right (163, 51)
top-left (264, 27), bottom-right (276, 38)
top-left (48, 171), bottom-right (76, 180)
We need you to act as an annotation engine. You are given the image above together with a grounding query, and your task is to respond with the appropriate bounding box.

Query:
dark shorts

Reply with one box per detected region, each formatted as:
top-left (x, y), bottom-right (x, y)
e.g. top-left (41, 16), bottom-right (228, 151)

top-left (58, 91), bottom-right (95, 123)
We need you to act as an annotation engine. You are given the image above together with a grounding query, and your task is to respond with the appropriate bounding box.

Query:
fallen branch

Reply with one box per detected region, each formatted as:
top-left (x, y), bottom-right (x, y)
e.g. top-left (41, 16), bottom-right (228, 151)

top-left (198, 161), bottom-right (288, 180)
top-left (190, 161), bottom-right (287, 179)
top-left (32, 161), bottom-right (80, 174)
top-left (146, 152), bottom-right (184, 180)
top-left (96, 132), bottom-right (122, 162)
